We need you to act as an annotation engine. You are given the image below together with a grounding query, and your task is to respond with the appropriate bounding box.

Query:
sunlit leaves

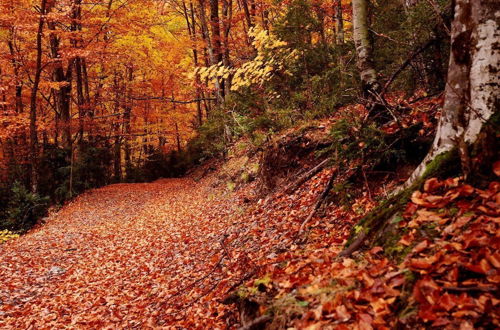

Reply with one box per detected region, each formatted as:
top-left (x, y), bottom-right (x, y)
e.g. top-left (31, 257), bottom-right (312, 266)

top-left (191, 27), bottom-right (298, 92)
top-left (0, 230), bottom-right (19, 244)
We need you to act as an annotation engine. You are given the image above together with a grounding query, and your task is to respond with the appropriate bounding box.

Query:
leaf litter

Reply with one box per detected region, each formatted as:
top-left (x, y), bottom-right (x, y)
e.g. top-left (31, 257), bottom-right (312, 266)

top-left (0, 165), bottom-right (498, 328)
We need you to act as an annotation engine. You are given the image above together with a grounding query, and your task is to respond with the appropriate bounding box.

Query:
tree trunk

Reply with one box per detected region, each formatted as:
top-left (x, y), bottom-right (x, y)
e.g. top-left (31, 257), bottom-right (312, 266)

top-left (341, 0), bottom-right (499, 257)
top-left (352, 0), bottom-right (380, 96)
top-left (403, 0), bottom-right (499, 189)
top-left (240, 0), bottom-right (253, 29)
top-left (335, 0), bottom-right (344, 45)
top-left (210, 0), bottom-right (222, 64)
top-left (183, 0), bottom-right (204, 126)
top-left (29, 0), bottom-right (48, 193)
top-left (8, 34), bottom-right (24, 113)
top-left (76, 58), bottom-right (85, 143)
top-left (175, 122), bottom-right (182, 152)
top-left (222, 0), bottom-right (233, 95)
top-left (198, 0), bottom-right (223, 104)
top-left (123, 65), bottom-right (134, 177)
top-left (47, 3), bottom-right (73, 150)
top-left (210, 0), bottom-right (226, 100)
top-left (72, 0), bottom-right (87, 143)
top-left (113, 73), bottom-right (122, 181)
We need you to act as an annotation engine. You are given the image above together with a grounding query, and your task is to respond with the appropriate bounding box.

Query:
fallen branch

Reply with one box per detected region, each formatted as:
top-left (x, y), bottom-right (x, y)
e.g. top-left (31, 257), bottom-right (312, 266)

top-left (337, 231), bottom-right (367, 258)
top-left (163, 238), bottom-right (228, 305)
top-left (443, 286), bottom-right (497, 293)
top-left (220, 269), bottom-right (258, 305)
top-left (295, 169), bottom-right (337, 239)
top-left (238, 315), bottom-right (272, 330)
top-left (284, 159), bottom-right (331, 194)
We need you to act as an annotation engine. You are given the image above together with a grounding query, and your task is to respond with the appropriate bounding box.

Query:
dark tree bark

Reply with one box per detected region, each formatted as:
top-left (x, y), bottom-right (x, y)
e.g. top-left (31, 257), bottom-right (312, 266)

top-left (47, 2), bottom-right (73, 150)
top-left (335, 0), bottom-right (344, 45)
top-left (182, 0), bottom-right (204, 126)
top-left (198, 0), bottom-right (223, 104)
top-left (112, 72), bottom-right (122, 181)
top-left (221, 0), bottom-right (233, 95)
top-left (29, 0), bottom-right (48, 193)
top-left (8, 33), bottom-right (24, 113)
top-left (123, 65), bottom-right (134, 177)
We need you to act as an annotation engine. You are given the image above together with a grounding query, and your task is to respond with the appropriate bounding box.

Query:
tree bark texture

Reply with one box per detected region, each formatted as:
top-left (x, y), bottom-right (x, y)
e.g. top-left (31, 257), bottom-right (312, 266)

top-left (352, 0), bottom-right (379, 95)
top-left (403, 0), bottom-right (499, 189)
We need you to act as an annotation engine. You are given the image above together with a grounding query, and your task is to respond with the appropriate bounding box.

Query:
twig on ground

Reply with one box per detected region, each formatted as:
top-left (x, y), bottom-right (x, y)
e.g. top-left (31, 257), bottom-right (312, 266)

top-left (295, 169), bottom-right (337, 240)
top-left (285, 159), bottom-right (331, 194)
top-left (238, 315), bottom-right (272, 330)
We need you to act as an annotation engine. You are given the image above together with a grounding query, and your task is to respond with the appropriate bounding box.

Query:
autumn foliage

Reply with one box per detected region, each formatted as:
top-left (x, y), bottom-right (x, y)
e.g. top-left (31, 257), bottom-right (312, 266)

top-left (0, 0), bottom-right (498, 328)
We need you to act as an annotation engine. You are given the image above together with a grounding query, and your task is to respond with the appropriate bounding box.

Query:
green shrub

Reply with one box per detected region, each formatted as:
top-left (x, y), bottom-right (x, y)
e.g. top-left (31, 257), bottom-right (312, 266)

top-left (1, 182), bottom-right (49, 231)
top-left (328, 116), bottom-right (405, 168)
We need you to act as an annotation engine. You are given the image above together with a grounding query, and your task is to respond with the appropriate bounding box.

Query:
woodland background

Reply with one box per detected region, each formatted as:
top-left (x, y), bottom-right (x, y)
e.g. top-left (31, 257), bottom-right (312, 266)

top-left (0, 0), bottom-right (453, 231)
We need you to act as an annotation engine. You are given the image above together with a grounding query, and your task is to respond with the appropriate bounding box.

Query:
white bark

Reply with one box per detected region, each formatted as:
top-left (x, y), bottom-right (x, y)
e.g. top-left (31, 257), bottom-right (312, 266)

top-left (402, 0), bottom-right (499, 189)
top-left (352, 0), bottom-right (379, 93)
top-left (467, 4), bottom-right (500, 143)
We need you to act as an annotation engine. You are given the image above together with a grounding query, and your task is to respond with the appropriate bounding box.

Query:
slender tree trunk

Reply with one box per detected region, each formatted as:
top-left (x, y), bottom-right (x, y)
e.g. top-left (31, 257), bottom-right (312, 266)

top-left (222, 0), bottom-right (233, 95)
top-left (198, 0), bottom-right (223, 104)
top-left (29, 0), bottom-right (48, 193)
top-left (47, 4), bottom-right (73, 150)
top-left (71, 0), bottom-right (86, 144)
top-left (210, 0), bottom-right (222, 63)
top-left (76, 58), bottom-right (85, 143)
top-left (123, 65), bottom-right (134, 177)
top-left (171, 92), bottom-right (182, 152)
top-left (240, 0), bottom-right (253, 29)
top-left (335, 0), bottom-right (344, 45)
top-left (8, 35), bottom-right (23, 113)
top-left (113, 73), bottom-right (122, 181)
top-left (183, 0), bottom-right (204, 126)
top-left (175, 122), bottom-right (182, 152)
top-left (352, 0), bottom-right (380, 96)
top-left (403, 0), bottom-right (499, 189)
top-left (210, 0), bottom-right (226, 99)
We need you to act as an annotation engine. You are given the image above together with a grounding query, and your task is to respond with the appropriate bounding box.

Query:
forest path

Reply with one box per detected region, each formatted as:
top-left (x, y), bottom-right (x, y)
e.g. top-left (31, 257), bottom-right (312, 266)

top-left (0, 178), bottom-right (235, 328)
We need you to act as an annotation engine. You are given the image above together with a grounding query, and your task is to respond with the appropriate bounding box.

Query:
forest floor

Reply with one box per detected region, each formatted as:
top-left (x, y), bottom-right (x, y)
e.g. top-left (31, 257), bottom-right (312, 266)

top-left (0, 177), bottom-right (243, 328)
top-left (1, 159), bottom-right (498, 329)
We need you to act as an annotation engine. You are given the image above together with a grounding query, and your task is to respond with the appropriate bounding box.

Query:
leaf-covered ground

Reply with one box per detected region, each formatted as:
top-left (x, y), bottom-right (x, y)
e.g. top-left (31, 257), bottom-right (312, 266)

top-left (1, 163), bottom-right (498, 328)
top-left (0, 178), bottom-right (243, 328)
top-left (0, 162), bottom-right (362, 328)
top-left (257, 177), bottom-right (499, 329)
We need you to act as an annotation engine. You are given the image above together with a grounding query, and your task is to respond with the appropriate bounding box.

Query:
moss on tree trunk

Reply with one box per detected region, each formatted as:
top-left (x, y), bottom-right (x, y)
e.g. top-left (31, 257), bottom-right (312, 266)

top-left (339, 149), bottom-right (459, 257)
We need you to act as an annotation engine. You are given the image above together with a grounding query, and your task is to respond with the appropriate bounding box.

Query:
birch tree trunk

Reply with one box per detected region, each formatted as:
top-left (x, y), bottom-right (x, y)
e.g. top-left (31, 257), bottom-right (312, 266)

top-left (403, 0), bottom-right (499, 189)
top-left (341, 0), bottom-right (499, 257)
top-left (352, 0), bottom-right (380, 96)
